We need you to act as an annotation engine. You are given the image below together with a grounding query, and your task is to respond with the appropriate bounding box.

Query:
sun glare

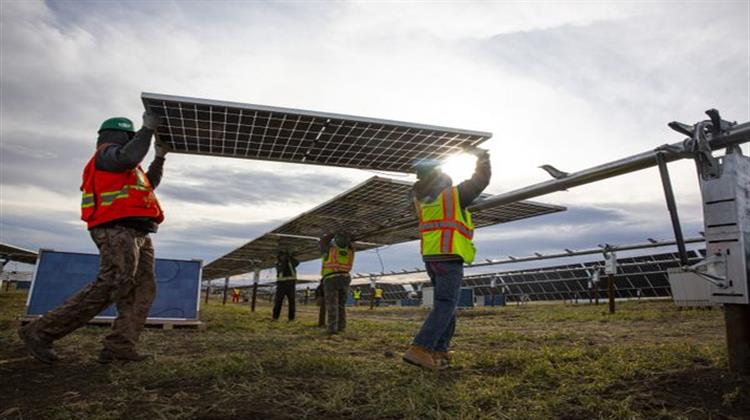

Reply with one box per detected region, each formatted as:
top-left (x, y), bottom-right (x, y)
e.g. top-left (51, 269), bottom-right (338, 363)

top-left (440, 153), bottom-right (477, 183)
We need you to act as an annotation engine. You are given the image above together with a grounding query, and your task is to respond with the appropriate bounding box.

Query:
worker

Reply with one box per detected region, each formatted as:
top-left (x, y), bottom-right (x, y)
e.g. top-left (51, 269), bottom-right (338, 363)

top-left (273, 249), bottom-right (299, 321)
top-left (303, 287), bottom-right (311, 305)
top-left (403, 149), bottom-right (491, 370)
top-left (19, 113), bottom-right (166, 364)
top-left (352, 288), bottom-right (362, 306)
top-left (231, 288), bottom-right (241, 304)
top-left (320, 231), bottom-right (354, 334)
top-left (374, 287), bottom-right (384, 307)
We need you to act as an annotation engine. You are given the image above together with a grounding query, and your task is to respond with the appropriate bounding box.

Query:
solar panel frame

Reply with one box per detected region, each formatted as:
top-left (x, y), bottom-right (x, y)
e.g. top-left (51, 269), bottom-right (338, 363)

top-left (142, 92), bottom-right (492, 174)
top-left (0, 242), bottom-right (38, 265)
top-left (203, 176), bottom-right (566, 279)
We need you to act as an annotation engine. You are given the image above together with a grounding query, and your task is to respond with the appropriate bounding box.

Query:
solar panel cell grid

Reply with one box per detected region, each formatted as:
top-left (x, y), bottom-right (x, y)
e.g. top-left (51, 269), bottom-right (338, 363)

top-left (143, 93), bottom-right (491, 173)
top-left (203, 176), bottom-right (565, 279)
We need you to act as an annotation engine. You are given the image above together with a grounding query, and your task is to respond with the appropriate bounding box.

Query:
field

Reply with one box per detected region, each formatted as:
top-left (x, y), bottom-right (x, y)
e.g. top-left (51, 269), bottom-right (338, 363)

top-left (1, 290), bottom-right (748, 420)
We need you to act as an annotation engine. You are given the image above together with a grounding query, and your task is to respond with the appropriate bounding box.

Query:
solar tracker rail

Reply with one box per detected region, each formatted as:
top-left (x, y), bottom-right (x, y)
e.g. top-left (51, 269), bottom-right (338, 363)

top-left (142, 92), bottom-right (491, 174)
top-left (202, 176), bottom-right (565, 279)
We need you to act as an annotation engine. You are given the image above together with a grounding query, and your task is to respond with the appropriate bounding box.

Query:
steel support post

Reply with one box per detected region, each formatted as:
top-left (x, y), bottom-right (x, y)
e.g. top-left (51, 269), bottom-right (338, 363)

top-left (608, 274), bottom-right (616, 314)
top-left (205, 280), bottom-right (211, 304)
top-left (725, 304), bottom-right (750, 375)
top-left (222, 276), bottom-right (229, 305)
top-left (655, 152), bottom-right (689, 266)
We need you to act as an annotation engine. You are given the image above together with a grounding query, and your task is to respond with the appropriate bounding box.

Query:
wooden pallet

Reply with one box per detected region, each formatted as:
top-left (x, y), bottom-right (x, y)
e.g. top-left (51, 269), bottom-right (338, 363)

top-left (20, 316), bottom-right (205, 330)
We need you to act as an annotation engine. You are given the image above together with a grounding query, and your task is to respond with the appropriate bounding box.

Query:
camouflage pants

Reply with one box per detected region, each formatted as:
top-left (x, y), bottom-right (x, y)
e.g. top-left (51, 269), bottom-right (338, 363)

top-left (29, 226), bottom-right (156, 353)
top-left (323, 275), bottom-right (350, 334)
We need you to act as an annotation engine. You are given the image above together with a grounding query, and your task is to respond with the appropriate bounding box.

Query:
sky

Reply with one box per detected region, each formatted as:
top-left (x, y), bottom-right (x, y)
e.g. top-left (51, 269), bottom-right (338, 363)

top-left (1, 1), bottom-right (748, 282)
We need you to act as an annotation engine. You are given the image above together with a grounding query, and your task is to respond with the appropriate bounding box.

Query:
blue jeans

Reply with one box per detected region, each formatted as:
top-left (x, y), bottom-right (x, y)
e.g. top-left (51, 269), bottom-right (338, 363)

top-left (413, 261), bottom-right (463, 352)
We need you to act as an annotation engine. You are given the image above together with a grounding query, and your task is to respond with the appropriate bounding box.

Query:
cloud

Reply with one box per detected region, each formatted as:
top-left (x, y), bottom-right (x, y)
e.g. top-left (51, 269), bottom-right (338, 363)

top-left (0, 1), bottom-right (746, 279)
top-left (158, 165), bottom-right (351, 206)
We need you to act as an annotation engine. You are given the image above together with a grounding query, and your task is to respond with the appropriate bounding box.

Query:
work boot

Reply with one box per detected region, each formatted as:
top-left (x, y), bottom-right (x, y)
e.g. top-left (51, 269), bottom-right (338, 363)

top-left (98, 348), bottom-right (153, 364)
top-left (403, 345), bottom-right (443, 370)
top-left (433, 350), bottom-right (455, 367)
top-left (18, 325), bottom-right (59, 364)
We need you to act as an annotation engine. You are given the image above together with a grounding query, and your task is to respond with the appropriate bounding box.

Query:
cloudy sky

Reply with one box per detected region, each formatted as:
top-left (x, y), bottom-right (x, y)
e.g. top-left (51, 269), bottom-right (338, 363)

top-left (1, 1), bottom-right (748, 281)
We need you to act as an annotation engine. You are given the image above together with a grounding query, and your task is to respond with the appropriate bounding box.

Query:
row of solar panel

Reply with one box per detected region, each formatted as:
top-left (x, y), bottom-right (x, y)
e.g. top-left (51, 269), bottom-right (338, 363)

top-left (349, 250), bottom-right (704, 302)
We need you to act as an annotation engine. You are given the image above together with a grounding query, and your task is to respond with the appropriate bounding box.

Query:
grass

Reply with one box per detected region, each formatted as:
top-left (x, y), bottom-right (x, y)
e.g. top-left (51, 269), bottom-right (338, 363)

top-left (1, 290), bottom-right (748, 419)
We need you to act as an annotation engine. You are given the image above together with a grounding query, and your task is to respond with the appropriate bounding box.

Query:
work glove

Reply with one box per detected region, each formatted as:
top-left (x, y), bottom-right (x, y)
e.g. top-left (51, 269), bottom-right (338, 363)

top-left (143, 112), bottom-right (162, 131)
top-left (154, 140), bottom-right (169, 158)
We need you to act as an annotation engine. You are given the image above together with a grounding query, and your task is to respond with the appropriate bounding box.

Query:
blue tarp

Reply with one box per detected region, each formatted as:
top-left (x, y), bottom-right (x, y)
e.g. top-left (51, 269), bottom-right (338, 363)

top-left (27, 250), bottom-right (202, 320)
top-left (483, 294), bottom-right (506, 306)
top-left (458, 288), bottom-right (474, 308)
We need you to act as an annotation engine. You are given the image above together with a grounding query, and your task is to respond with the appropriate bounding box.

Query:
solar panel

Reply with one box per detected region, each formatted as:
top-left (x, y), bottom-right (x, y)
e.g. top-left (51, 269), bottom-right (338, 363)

top-left (462, 250), bottom-right (706, 301)
top-left (141, 92), bottom-right (491, 173)
top-left (203, 176), bottom-right (566, 279)
top-left (0, 242), bottom-right (38, 265)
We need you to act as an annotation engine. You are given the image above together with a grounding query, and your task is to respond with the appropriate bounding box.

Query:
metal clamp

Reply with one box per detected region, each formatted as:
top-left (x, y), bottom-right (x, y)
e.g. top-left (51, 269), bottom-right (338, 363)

top-left (682, 254), bottom-right (729, 288)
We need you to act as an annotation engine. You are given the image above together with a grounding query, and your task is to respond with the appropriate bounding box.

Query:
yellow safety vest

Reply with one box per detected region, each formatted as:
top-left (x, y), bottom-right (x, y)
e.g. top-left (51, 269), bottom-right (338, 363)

top-left (321, 245), bottom-right (354, 278)
top-left (353, 290), bottom-right (362, 299)
top-left (414, 186), bottom-right (476, 263)
top-left (374, 288), bottom-right (384, 298)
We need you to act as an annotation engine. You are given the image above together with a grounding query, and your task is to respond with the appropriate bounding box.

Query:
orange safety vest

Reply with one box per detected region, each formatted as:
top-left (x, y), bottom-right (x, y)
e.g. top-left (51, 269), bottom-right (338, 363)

top-left (80, 147), bottom-right (164, 229)
top-left (321, 245), bottom-right (354, 278)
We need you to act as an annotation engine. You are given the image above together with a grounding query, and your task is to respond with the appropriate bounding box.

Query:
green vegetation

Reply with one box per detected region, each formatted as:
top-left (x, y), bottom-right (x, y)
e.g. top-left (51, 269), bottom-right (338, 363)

top-left (1, 291), bottom-right (748, 419)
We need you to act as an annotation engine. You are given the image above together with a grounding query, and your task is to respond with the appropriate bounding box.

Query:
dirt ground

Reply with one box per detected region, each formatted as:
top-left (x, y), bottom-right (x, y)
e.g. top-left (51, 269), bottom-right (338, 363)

top-left (1, 290), bottom-right (748, 419)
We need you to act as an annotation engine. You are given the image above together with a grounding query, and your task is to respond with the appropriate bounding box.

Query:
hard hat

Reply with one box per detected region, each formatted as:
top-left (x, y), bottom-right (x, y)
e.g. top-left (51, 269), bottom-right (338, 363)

top-left (414, 159), bottom-right (442, 180)
top-left (99, 117), bottom-right (135, 133)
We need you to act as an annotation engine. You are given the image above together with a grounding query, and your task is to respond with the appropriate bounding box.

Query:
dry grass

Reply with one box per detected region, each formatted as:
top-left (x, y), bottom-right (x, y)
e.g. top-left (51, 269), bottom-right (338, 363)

top-left (1, 290), bottom-right (748, 419)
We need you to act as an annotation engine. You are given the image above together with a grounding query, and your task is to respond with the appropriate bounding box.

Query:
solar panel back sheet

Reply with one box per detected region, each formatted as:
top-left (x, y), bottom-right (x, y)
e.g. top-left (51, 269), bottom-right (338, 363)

top-left (142, 92), bottom-right (491, 173)
top-left (203, 177), bottom-right (565, 279)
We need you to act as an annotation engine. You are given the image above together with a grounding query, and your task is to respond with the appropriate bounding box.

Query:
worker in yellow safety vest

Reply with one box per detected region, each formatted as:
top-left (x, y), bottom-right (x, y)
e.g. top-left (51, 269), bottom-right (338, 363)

top-left (374, 287), bottom-right (384, 307)
top-left (320, 231), bottom-right (355, 334)
top-left (352, 288), bottom-right (362, 306)
top-left (403, 149), bottom-right (491, 370)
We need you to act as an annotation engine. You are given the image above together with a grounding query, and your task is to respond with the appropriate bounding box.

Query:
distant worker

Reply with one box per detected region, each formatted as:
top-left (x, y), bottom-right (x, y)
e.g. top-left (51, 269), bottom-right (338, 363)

top-left (273, 250), bottom-right (299, 321)
top-left (231, 288), bottom-right (241, 304)
top-left (403, 148), bottom-right (491, 370)
top-left (320, 232), bottom-right (355, 334)
top-left (304, 287), bottom-right (311, 305)
top-left (19, 113), bottom-right (166, 364)
top-left (374, 287), bottom-right (384, 307)
top-left (352, 288), bottom-right (362, 306)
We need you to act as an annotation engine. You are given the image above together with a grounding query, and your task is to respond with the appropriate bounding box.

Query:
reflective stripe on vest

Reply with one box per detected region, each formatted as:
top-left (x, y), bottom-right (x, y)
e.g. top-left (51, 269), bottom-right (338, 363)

top-left (414, 186), bottom-right (476, 263)
top-left (80, 151), bottom-right (164, 229)
top-left (321, 245), bottom-right (354, 278)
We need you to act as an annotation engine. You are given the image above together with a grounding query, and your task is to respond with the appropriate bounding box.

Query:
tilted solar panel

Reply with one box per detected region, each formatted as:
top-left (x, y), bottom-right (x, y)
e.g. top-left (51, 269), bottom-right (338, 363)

top-left (462, 250), bottom-right (706, 301)
top-left (202, 176), bottom-right (565, 279)
top-left (0, 242), bottom-right (38, 265)
top-left (142, 92), bottom-right (491, 173)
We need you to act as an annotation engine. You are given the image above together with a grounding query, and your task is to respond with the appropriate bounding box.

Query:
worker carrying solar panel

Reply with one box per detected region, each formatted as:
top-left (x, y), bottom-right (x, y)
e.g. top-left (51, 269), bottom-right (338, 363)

top-left (273, 250), bottom-right (299, 321)
top-left (403, 147), bottom-right (491, 370)
top-left (19, 112), bottom-right (169, 365)
top-left (320, 231), bottom-right (355, 335)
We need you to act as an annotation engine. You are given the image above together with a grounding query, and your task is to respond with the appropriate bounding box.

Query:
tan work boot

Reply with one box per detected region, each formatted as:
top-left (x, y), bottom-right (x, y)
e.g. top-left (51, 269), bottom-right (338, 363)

top-left (403, 345), bottom-right (443, 370)
top-left (433, 350), bottom-right (455, 367)
top-left (18, 325), bottom-right (59, 364)
top-left (98, 348), bottom-right (153, 364)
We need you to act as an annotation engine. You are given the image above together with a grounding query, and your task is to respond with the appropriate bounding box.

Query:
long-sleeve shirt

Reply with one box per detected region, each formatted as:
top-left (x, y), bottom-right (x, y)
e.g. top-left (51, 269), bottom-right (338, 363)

top-left (411, 154), bottom-right (492, 262)
top-left (94, 128), bottom-right (165, 233)
top-left (276, 257), bottom-right (300, 281)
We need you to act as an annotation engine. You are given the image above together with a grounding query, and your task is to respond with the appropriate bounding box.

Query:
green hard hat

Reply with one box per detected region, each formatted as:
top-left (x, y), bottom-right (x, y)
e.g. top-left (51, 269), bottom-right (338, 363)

top-left (98, 117), bottom-right (135, 133)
